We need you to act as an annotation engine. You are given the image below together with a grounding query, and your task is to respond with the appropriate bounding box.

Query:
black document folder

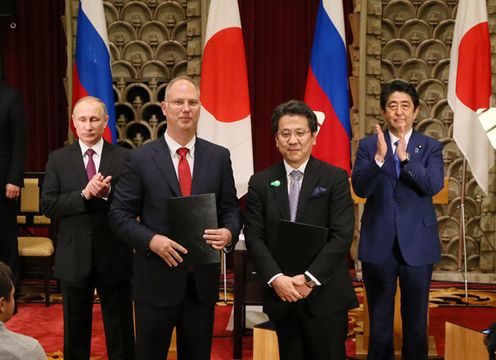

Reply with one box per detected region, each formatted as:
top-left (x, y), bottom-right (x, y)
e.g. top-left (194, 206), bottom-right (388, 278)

top-left (166, 193), bottom-right (220, 265)
top-left (274, 220), bottom-right (329, 276)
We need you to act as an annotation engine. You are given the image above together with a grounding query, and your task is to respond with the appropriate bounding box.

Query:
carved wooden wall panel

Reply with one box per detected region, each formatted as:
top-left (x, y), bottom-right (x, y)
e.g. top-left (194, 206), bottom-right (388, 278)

top-left (67, 0), bottom-right (496, 275)
top-left (69, 0), bottom-right (204, 148)
top-left (362, 0), bottom-right (496, 274)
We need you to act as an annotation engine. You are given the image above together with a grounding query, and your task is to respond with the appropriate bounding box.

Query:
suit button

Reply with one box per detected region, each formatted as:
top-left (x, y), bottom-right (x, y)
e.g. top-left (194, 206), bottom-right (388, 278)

top-left (396, 197), bottom-right (401, 202)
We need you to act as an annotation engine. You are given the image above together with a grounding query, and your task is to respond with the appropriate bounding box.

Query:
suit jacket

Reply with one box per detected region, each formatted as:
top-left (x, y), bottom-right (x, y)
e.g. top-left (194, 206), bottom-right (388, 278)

top-left (41, 141), bottom-right (132, 283)
top-left (244, 157), bottom-right (357, 318)
top-left (351, 129), bottom-right (444, 266)
top-left (0, 85), bottom-right (26, 200)
top-left (108, 136), bottom-right (241, 307)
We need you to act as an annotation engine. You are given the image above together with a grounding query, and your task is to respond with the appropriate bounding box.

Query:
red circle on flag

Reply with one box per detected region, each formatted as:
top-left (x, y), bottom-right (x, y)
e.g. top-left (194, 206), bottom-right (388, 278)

top-left (456, 22), bottom-right (491, 111)
top-left (200, 27), bottom-right (250, 122)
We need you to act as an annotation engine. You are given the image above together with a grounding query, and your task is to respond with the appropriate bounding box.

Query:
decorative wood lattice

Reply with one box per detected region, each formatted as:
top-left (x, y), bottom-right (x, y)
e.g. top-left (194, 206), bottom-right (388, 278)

top-left (362, 0), bottom-right (496, 273)
top-left (67, 0), bottom-right (496, 275)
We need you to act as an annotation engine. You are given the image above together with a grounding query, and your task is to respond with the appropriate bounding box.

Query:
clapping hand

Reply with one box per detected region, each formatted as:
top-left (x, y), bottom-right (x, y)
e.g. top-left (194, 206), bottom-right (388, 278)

top-left (374, 124), bottom-right (387, 163)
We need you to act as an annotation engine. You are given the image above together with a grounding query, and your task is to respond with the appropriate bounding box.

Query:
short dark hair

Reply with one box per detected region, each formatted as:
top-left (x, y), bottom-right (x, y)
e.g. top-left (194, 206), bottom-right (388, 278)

top-left (271, 100), bottom-right (318, 134)
top-left (380, 80), bottom-right (419, 111)
top-left (0, 262), bottom-right (13, 301)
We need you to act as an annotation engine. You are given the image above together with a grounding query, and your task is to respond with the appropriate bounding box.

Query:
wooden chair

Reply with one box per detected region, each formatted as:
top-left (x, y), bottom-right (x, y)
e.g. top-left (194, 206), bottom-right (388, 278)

top-left (17, 172), bottom-right (55, 306)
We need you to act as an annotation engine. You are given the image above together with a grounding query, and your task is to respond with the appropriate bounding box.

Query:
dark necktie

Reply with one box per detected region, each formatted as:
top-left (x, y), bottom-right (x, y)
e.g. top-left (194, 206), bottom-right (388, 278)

top-left (177, 147), bottom-right (192, 196)
top-left (288, 170), bottom-right (303, 222)
top-left (86, 148), bottom-right (96, 180)
top-left (393, 141), bottom-right (400, 178)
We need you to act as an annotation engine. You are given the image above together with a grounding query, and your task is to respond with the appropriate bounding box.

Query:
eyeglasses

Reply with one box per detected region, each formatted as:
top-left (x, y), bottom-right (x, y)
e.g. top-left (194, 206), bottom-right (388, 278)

top-left (277, 129), bottom-right (312, 140)
top-left (167, 99), bottom-right (201, 108)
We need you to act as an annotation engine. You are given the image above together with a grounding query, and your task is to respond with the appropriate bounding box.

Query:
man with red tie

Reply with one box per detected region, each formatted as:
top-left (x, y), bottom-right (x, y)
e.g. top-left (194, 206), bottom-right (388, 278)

top-left (42, 96), bottom-right (134, 360)
top-left (109, 76), bottom-right (241, 360)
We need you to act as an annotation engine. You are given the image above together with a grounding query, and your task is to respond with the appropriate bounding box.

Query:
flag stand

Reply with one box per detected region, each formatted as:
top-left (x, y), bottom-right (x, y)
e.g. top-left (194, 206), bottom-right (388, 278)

top-left (457, 158), bottom-right (469, 304)
top-left (222, 252), bottom-right (228, 304)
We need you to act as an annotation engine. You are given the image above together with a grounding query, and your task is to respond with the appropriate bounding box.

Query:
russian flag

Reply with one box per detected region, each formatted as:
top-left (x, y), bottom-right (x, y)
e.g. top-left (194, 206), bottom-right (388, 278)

top-left (447, 0), bottom-right (493, 193)
top-left (72, 0), bottom-right (116, 143)
top-left (304, 0), bottom-right (351, 174)
top-left (198, 0), bottom-right (253, 197)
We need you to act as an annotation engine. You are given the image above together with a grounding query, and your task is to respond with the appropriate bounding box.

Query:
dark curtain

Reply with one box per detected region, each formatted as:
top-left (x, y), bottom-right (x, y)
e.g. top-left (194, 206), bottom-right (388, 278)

top-left (239, 0), bottom-right (354, 172)
top-left (0, 0), bottom-right (67, 172)
top-left (0, 0), bottom-right (352, 173)
top-left (239, 0), bottom-right (319, 172)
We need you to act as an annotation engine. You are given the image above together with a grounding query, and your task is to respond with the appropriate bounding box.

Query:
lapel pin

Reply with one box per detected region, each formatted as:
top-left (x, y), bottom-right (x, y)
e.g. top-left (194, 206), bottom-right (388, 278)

top-left (271, 180), bottom-right (281, 187)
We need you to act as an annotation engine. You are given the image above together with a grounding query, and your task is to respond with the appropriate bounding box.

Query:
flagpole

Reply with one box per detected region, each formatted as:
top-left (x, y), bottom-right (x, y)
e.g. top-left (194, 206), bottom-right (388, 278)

top-left (458, 158), bottom-right (469, 303)
top-left (222, 252), bottom-right (228, 304)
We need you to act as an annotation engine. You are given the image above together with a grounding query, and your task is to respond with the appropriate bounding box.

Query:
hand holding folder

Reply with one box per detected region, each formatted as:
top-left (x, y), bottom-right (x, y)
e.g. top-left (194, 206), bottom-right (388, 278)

top-left (166, 193), bottom-right (220, 265)
top-left (274, 220), bottom-right (329, 276)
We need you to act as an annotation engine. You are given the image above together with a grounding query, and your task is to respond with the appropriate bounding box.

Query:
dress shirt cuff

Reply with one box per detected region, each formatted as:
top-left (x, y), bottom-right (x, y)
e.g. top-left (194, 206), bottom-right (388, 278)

top-left (375, 158), bottom-right (385, 168)
top-left (102, 185), bottom-right (111, 201)
top-left (304, 271), bottom-right (321, 286)
top-left (267, 273), bottom-right (283, 287)
top-left (222, 242), bottom-right (233, 254)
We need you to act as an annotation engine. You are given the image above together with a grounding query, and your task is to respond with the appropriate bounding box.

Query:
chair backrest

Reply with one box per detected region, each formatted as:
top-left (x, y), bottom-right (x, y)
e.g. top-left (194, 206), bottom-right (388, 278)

top-left (17, 172), bottom-right (51, 231)
top-left (349, 177), bottom-right (450, 205)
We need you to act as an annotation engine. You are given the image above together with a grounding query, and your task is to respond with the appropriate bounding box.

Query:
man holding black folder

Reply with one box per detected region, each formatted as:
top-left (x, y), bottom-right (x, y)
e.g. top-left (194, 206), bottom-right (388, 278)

top-left (245, 100), bottom-right (357, 360)
top-left (109, 76), bottom-right (241, 360)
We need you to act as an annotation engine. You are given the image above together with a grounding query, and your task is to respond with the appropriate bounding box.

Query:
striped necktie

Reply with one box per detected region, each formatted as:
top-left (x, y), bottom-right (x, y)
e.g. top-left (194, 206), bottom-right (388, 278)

top-left (288, 170), bottom-right (303, 222)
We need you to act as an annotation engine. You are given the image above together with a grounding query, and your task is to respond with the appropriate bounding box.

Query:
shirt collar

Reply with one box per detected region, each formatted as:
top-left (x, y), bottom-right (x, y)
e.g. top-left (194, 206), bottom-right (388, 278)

top-left (389, 128), bottom-right (413, 147)
top-left (79, 138), bottom-right (104, 157)
top-left (164, 131), bottom-right (196, 158)
top-left (283, 158), bottom-right (310, 178)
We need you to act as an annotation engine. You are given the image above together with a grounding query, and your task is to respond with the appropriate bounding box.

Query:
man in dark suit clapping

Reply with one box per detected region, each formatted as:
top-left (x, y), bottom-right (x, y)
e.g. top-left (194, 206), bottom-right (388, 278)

top-left (245, 100), bottom-right (357, 360)
top-left (352, 80), bottom-right (444, 360)
top-left (42, 96), bottom-right (134, 360)
top-left (109, 76), bottom-right (241, 360)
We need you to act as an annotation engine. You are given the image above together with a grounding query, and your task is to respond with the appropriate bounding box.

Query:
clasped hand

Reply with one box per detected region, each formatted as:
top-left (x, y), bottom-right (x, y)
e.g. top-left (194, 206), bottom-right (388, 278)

top-left (83, 173), bottom-right (111, 199)
top-left (272, 274), bottom-right (313, 302)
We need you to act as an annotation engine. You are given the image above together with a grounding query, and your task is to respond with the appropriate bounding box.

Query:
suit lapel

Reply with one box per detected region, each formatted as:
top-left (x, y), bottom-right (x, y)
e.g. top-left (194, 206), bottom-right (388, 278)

top-left (98, 141), bottom-right (113, 175)
top-left (407, 130), bottom-right (425, 161)
top-left (191, 139), bottom-right (209, 195)
top-left (270, 163), bottom-right (290, 220)
top-left (152, 137), bottom-right (181, 196)
top-left (295, 157), bottom-right (321, 221)
top-left (70, 142), bottom-right (89, 189)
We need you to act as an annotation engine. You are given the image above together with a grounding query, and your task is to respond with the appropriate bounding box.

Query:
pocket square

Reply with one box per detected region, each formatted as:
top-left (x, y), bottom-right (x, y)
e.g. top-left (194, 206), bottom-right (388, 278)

top-left (310, 186), bottom-right (327, 199)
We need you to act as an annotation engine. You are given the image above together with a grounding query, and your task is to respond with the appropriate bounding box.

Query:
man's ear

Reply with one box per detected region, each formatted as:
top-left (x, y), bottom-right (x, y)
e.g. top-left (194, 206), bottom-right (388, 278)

top-left (0, 297), bottom-right (6, 312)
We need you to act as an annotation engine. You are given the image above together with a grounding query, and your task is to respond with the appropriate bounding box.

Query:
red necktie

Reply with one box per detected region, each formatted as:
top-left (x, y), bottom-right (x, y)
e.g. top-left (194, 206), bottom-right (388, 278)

top-left (86, 148), bottom-right (96, 180)
top-left (177, 147), bottom-right (192, 196)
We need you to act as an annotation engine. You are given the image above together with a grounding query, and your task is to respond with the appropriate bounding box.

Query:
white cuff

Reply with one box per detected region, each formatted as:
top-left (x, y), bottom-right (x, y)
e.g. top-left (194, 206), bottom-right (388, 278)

top-left (267, 273), bottom-right (283, 287)
top-left (304, 271), bottom-right (321, 286)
